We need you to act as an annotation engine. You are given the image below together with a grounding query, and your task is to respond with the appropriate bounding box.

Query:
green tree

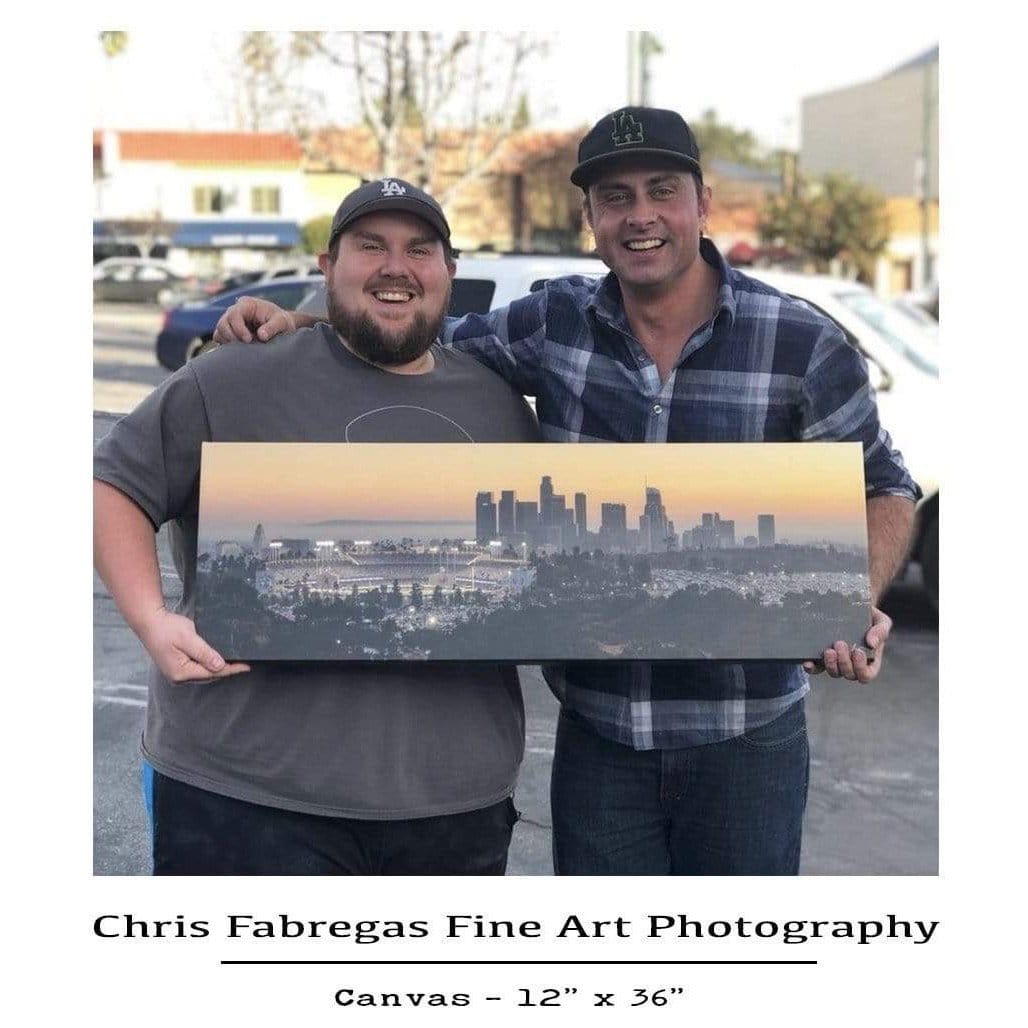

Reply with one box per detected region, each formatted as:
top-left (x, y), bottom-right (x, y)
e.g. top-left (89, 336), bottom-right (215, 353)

top-left (432, 584), bottom-right (444, 606)
top-left (759, 173), bottom-right (890, 281)
top-left (410, 582), bottom-right (423, 608)
top-left (300, 214), bottom-right (333, 255)
top-left (692, 108), bottom-right (773, 170)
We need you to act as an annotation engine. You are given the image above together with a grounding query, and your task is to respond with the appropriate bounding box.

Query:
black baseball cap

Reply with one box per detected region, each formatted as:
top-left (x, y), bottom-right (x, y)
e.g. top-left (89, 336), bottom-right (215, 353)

top-left (328, 177), bottom-right (451, 248)
top-left (570, 107), bottom-right (703, 188)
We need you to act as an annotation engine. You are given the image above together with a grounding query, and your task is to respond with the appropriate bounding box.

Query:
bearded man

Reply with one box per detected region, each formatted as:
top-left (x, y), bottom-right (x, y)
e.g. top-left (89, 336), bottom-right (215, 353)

top-left (93, 179), bottom-right (541, 875)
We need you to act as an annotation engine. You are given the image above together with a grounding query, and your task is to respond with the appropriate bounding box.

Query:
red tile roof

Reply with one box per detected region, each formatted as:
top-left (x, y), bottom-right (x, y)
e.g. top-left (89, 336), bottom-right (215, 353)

top-left (113, 131), bottom-right (303, 163)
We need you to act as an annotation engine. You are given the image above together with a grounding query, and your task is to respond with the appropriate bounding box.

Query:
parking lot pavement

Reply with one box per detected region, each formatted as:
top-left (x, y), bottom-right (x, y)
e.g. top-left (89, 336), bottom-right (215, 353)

top-left (93, 303), bottom-right (167, 413)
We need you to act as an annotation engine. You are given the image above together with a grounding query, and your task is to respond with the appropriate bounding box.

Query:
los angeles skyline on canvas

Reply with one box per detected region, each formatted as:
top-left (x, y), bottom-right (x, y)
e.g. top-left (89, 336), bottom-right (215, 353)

top-left (196, 442), bottom-right (870, 662)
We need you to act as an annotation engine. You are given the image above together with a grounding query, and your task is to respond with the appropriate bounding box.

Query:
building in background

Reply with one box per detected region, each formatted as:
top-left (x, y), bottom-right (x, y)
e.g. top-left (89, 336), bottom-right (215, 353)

top-left (800, 46), bottom-right (938, 294)
top-left (704, 158), bottom-right (784, 261)
top-left (93, 130), bottom-right (308, 273)
top-left (476, 491), bottom-right (498, 543)
top-left (306, 126), bottom-right (587, 254)
top-left (515, 500), bottom-right (539, 539)
top-left (600, 502), bottom-right (628, 549)
top-left (574, 492), bottom-right (588, 541)
top-left (498, 491), bottom-right (516, 535)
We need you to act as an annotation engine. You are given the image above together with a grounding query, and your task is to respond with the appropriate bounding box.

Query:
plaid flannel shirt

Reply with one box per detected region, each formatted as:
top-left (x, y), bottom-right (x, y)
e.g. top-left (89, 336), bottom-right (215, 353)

top-left (442, 239), bottom-right (920, 749)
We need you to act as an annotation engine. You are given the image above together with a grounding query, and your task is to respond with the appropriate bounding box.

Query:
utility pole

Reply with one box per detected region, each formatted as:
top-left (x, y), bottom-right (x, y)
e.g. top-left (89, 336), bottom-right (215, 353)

top-left (640, 32), bottom-right (660, 105)
top-left (627, 31), bottom-right (662, 105)
top-left (627, 32), bottom-right (641, 104)
top-left (920, 58), bottom-right (936, 289)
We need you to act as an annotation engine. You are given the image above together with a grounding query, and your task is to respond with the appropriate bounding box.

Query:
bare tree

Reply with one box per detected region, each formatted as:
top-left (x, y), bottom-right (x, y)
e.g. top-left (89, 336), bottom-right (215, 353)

top-left (235, 31), bottom-right (324, 141)
top-left (286, 31), bottom-right (547, 202)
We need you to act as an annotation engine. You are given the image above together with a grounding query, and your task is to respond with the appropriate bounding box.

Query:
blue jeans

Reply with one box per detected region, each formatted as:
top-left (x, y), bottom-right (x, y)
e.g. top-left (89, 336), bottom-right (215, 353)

top-left (551, 700), bottom-right (809, 875)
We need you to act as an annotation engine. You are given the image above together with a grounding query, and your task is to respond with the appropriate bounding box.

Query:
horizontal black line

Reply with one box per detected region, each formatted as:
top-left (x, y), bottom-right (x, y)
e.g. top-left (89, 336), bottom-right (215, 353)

top-left (221, 960), bottom-right (816, 966)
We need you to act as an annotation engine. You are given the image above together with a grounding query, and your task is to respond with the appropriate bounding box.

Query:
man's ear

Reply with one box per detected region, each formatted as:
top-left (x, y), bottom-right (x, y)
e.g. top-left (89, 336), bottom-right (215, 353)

top-left (446, 257), bottom-right (457, 279)
top-left (317, 251), bottom-right (331, 275)
top-left (699, 184), bottom-right (713, 229)
top-left (582, 193), bottom-right (594, 228)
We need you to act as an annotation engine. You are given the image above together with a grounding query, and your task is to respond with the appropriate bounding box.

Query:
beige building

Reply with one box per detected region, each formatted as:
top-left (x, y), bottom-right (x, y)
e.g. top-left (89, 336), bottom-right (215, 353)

top-left (92, 130), bottom-right (308, 273)
top-left (801, 46), bottom-right (938, 295)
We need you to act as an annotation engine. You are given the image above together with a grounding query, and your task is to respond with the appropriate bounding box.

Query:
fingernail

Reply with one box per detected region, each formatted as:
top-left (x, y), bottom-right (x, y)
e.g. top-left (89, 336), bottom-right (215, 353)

top-left (212, 655), bottom-right (224, 670)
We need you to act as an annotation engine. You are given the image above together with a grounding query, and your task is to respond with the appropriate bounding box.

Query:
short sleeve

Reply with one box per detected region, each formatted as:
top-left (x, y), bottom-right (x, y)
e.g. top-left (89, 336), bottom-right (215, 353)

top-left (93, 366), bottom-right (211, 528)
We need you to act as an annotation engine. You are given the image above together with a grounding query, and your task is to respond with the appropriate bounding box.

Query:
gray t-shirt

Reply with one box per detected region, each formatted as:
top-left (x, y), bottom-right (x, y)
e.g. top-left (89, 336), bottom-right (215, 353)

top-left (94, 324), bottom-right (542, 819)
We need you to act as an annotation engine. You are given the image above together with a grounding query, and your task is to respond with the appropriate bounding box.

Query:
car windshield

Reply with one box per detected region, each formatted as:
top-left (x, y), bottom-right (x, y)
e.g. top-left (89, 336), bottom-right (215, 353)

top-left (891, 299), bottom-right (940, 335)
top-left (835, 291), bottom-right (939, 378)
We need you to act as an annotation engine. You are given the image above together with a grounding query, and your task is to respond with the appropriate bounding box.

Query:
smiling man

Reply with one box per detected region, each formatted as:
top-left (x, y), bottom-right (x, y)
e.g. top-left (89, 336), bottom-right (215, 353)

top-left (213, 108), bottom-right (920, 876)
top-left (94, 179), bottom-right (541, 875)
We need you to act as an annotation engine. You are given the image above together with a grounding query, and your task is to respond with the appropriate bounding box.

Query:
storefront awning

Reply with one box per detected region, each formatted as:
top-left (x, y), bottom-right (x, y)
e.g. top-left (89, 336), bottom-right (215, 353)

top-left (170, 220), bottom-right (302, 248)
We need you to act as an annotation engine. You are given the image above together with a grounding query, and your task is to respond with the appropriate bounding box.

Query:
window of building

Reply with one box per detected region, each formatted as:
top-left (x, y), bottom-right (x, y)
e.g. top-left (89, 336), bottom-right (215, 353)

top-left (252, 186), bottom-right (281, 214)
top-left (193, 186), bottom-right (224, 214)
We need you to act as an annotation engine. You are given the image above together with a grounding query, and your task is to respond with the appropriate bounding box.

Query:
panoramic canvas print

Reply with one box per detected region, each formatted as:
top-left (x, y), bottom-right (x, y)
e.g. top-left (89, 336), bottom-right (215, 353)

top-left (195, 442), bottom-right (871, 661)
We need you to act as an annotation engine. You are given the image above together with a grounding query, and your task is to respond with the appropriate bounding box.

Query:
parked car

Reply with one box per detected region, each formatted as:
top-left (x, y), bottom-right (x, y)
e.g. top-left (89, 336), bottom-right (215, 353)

top-left (902, 281), bottom-right (939, 321)
top-left (256, 259), bottom-right (323, 282)
top-left (892, 295), bottom-right (940, 338)
top-left (295, 253), bottom-right (609, 319)
top-left (748, 270), bottom-right (940, 609)
top-left (93, 258), bottom-right (194, 304)
top-left (155, 276), bottom-right (321, 371)
top-left (159, 269), bottom-right (266, 308)
top-left (296, 254), bottom-right (940, 607)
top-left (93, 239), bottom-right (143, 264)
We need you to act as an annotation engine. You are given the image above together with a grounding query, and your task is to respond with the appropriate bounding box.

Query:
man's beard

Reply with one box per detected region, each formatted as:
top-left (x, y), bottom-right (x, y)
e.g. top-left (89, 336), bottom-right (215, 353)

top-left (326, 286), bottom-right (450, 367)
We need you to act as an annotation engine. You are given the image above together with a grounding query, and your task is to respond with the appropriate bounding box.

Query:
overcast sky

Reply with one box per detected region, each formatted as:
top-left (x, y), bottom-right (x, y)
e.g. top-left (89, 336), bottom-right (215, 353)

top-left (93, 22), bottom-right (937, 151)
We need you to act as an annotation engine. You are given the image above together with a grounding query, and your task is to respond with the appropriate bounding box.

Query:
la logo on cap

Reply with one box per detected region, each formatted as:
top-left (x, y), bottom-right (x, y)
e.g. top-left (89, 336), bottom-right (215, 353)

top-left (380, 179), bottom-right (407, 196)
top-left (611, 111), bottom-right (644, 147)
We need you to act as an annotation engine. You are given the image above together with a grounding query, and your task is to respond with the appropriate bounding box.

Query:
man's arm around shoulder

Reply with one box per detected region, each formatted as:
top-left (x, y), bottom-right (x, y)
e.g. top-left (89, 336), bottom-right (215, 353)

top-left (213, 295), bottom-right (322, 344)
top-left (93, 480), bottom-right (249, 683)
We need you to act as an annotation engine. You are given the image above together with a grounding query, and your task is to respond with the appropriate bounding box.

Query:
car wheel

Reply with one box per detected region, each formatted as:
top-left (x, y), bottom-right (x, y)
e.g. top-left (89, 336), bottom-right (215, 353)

top-left (185, 336), bottom-right (214, 362)
top-left (920, 512), bottom-right (938, 612)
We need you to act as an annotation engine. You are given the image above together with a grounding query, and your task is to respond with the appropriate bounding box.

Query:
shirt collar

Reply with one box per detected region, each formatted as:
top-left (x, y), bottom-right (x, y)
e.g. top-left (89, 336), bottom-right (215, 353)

top-left (588, 237), bottom-right (739, 331)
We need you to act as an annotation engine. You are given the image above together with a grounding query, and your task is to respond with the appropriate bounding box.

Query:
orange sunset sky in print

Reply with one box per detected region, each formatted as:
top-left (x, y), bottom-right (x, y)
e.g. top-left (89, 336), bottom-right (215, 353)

top-left (199, 442), bottom-right (869, 545)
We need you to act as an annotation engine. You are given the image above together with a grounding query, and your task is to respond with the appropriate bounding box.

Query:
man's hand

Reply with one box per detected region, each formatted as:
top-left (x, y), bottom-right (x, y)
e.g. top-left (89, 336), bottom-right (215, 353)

top-left (212, 296), bottom-right (301, 345)
top-left (137, 608), bottom-right (250, 684)
top-left (803, 606), bottom-right (892, 684)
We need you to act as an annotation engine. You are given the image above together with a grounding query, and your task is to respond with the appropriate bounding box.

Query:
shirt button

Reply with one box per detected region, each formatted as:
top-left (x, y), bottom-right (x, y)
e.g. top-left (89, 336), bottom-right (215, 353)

top-left (652, 404), bottom-right (663, 415)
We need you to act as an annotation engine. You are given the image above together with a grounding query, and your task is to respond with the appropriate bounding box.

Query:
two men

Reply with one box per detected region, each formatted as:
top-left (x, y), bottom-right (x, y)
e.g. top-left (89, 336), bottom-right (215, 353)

top-left (94, 180), bottom-right (540, 874)
top-left (216, 106), bottom-right (920, 875)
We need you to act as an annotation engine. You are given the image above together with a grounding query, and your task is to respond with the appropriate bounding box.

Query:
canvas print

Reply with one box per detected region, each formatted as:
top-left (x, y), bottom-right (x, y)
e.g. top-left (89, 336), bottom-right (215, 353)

top-left (195, 442), bottom-right (870, 661)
